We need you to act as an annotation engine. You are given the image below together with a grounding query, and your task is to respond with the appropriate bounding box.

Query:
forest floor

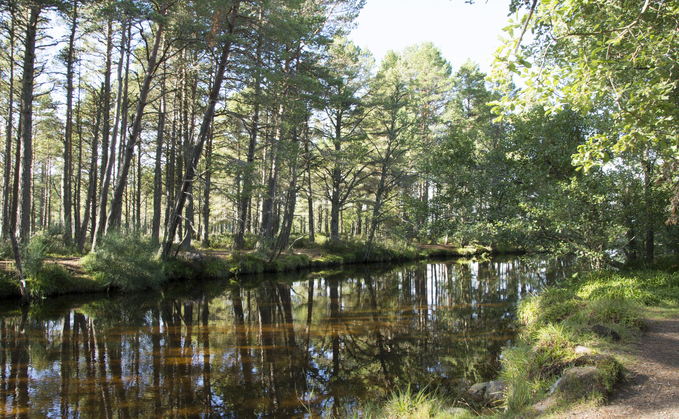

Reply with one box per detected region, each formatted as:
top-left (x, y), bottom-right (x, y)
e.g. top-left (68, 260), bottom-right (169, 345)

top-left (550, 312), bottom-right (679, 419)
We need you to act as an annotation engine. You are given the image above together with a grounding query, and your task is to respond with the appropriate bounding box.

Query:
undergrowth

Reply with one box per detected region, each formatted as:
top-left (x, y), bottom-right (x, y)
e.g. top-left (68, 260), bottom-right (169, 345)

top-left (81, 233), bottom-right (165, 292)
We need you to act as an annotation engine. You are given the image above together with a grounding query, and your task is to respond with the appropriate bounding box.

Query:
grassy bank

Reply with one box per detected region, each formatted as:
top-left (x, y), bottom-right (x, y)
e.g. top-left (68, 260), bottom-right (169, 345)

top-left (0, 233), bottom-right (494, 300)
top-left (354, 258), bottom-right (679, 418)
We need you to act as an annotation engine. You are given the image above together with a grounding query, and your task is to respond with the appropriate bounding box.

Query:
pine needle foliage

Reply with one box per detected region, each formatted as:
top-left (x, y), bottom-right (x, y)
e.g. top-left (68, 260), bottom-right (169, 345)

top-left (82, 232), bottom-right (165, 292)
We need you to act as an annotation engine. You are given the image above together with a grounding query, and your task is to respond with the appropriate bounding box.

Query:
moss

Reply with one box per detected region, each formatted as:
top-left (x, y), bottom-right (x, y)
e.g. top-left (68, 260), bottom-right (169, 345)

top-left (572, 354), bottom-right (623, 393)
top-left (556, 367), bottom-right (607, 403)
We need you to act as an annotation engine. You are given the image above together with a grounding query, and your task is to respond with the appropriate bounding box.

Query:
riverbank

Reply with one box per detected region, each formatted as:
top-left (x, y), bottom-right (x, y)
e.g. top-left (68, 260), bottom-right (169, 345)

top-left (0, 236), bottom-right (494, 300)
top-left (359, 258), bottom-right (679, 418)
top-left (477, 259), bottom-right (679, 418)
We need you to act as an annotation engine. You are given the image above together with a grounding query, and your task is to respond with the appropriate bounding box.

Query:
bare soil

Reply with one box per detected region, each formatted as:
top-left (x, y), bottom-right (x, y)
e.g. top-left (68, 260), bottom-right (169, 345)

top-left (561, 316), bottom-right (679, 418)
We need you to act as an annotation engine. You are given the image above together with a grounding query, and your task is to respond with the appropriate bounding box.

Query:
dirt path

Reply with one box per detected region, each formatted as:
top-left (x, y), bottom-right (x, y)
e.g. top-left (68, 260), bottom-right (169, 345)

top-left (562, 316), bottom-right (679, 418)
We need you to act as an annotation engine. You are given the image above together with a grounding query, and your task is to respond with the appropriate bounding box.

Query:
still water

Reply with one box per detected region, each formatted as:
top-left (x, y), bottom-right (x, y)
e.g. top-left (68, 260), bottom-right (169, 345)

top-left (0, 256), bottom-right (582, 418)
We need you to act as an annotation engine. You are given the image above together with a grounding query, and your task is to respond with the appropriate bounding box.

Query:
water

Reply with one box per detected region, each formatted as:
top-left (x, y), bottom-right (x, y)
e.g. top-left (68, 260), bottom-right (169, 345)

top-left (0, 255), bottom-right (583, 418)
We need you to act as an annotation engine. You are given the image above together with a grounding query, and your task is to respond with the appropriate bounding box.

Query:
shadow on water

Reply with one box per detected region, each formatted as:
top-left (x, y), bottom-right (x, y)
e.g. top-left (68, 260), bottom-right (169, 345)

top-left (0, 255), bottom-right (585, 418)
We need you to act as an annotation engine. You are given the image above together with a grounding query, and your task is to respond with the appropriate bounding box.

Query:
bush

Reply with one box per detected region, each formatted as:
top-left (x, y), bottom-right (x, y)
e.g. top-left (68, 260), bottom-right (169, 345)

top-left (22, 233), bottom-right (50, 279)
top-left (209, 233), bottom-right (259, 250)
top-left (42, 224), bottom-right (73, 255)
top-left (82, 232), bottom-right (165, 292)
top-left (209, 234), bottom-right (233, 249)
top-left (28, 264), bottom-right (74, 298)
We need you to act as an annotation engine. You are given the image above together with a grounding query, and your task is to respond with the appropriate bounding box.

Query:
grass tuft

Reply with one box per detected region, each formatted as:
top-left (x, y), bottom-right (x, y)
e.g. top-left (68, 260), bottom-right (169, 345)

top-left (373, 386), bottom-right (471, 419)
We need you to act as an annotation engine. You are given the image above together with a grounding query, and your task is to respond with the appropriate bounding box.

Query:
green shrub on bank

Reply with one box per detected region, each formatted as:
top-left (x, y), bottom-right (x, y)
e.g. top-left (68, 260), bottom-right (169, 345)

top-left (22, 233), bottom-right (50, 279)
top-left (82, 233), bottom-right (165, 292)
top-left (209, 233), bottom-right (259, 250)
top-left (27, 264), bottom-right (75, 297)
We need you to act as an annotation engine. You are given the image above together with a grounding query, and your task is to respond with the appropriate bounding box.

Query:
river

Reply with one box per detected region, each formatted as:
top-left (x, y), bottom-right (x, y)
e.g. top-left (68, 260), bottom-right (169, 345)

top-left (0, 255), bottom-right (584, 418)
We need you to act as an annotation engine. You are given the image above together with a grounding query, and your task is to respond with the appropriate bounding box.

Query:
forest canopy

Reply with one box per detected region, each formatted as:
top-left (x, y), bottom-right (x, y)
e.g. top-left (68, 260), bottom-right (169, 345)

top-left (0, 0), bottom-right (676, 269)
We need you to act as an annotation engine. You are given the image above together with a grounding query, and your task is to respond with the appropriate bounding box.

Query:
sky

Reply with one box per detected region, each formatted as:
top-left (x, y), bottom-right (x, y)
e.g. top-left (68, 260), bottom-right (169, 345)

top-left (348, 0), bottom-right (513, 73)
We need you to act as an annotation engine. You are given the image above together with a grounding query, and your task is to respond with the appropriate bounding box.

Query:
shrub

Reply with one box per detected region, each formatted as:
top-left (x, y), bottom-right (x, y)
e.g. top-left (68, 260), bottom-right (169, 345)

top-left (28, 264), bottom-right (74, 298)
top-left (82, 232), bottom-right (165, 292)
top-left (43, 224), bottom-right (73, 255)
top-left (22, 233), bottom-right (50, 279)
top-left (209, 234), bottom-right (233, 249)
top-left (199, 254), bottom-right (233, 279)
top-left (0, 240), bottom-right (13, 260)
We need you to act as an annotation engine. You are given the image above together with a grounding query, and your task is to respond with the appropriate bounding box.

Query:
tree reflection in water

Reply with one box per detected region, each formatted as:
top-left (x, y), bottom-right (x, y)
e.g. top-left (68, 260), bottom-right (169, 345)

top-left (0, 256), bottom-right (584, 418)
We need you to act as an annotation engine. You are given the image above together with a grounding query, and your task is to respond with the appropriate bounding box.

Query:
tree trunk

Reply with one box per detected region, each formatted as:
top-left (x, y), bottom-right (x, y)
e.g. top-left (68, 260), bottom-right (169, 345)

top-left (271, 125), bottom-right (302, 261)
top-left (165, 115), bottom-right (177, 234)
top-left (151, 79), bottom-right (166, 244)
top-left (305, 134), bottom-right (315, 243)
top-left (9, 229), bottom-right (28, 302)
top-left (62, 1), bottom-right (78, 246)
top-left (329, 112), bottom-right (343, 242)
top-left (106, 9), bottom-right (167, 234)
top-left (644, 159), bottom-right (654, 263)
top-left (201, 125), bottom-right (213, 247)
top-left (77, 88), bottom-right (103, 253)
top-left (92, 17), bottom-right (115, 247)
top-left (234, 7), bottom-right (263, 249)
top-left (160, 2), bottom-right (240, 260)
top-left (180, 62), bottom-right (198, 250)
top-left (19, 6), bottom-right (40, 242)
top-left (136, 141), bottom-right (141, 231)
top-left (2, 6), bottom-right (17, 240)
top-left (356, 204), bottom-right (362, 236)
top-left (74, 92), bottom-right (83, 245)
top-left (259, 105), bottom-right (284, 247)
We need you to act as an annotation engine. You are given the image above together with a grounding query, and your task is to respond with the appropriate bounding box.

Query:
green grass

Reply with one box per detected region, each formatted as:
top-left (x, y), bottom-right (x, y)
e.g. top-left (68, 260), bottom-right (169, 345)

top-left (359, 386), bottom-right (473, 419)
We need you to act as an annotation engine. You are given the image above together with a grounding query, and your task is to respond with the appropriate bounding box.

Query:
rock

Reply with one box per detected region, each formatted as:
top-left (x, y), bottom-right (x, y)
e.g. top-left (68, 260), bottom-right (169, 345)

top-left (554, 366), bottom-right (607, 401)
top-left (573, 353), bottom-right (618, 368)
top-left (485, 380), bottom-right (505, 403)
top-left (466, 380), bottom-right (505, 405)
top-left (467, 382), bottom-right (487, 402)
top-left (574, 345), bottom-right (592, 355)
top-left (444, 407), bottom-right (470, 417)
top-left (591, 324), bottom-right (621, 341)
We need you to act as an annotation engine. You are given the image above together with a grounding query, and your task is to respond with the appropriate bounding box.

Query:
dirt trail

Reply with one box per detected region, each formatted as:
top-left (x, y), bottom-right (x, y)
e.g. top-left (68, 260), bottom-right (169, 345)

top-left (563, 316), bottom-right (679, 418)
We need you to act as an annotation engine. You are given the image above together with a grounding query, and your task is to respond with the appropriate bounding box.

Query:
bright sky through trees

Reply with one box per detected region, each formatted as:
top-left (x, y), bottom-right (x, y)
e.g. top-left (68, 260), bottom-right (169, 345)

top-left (348, 0), bottom-right (511, 70)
